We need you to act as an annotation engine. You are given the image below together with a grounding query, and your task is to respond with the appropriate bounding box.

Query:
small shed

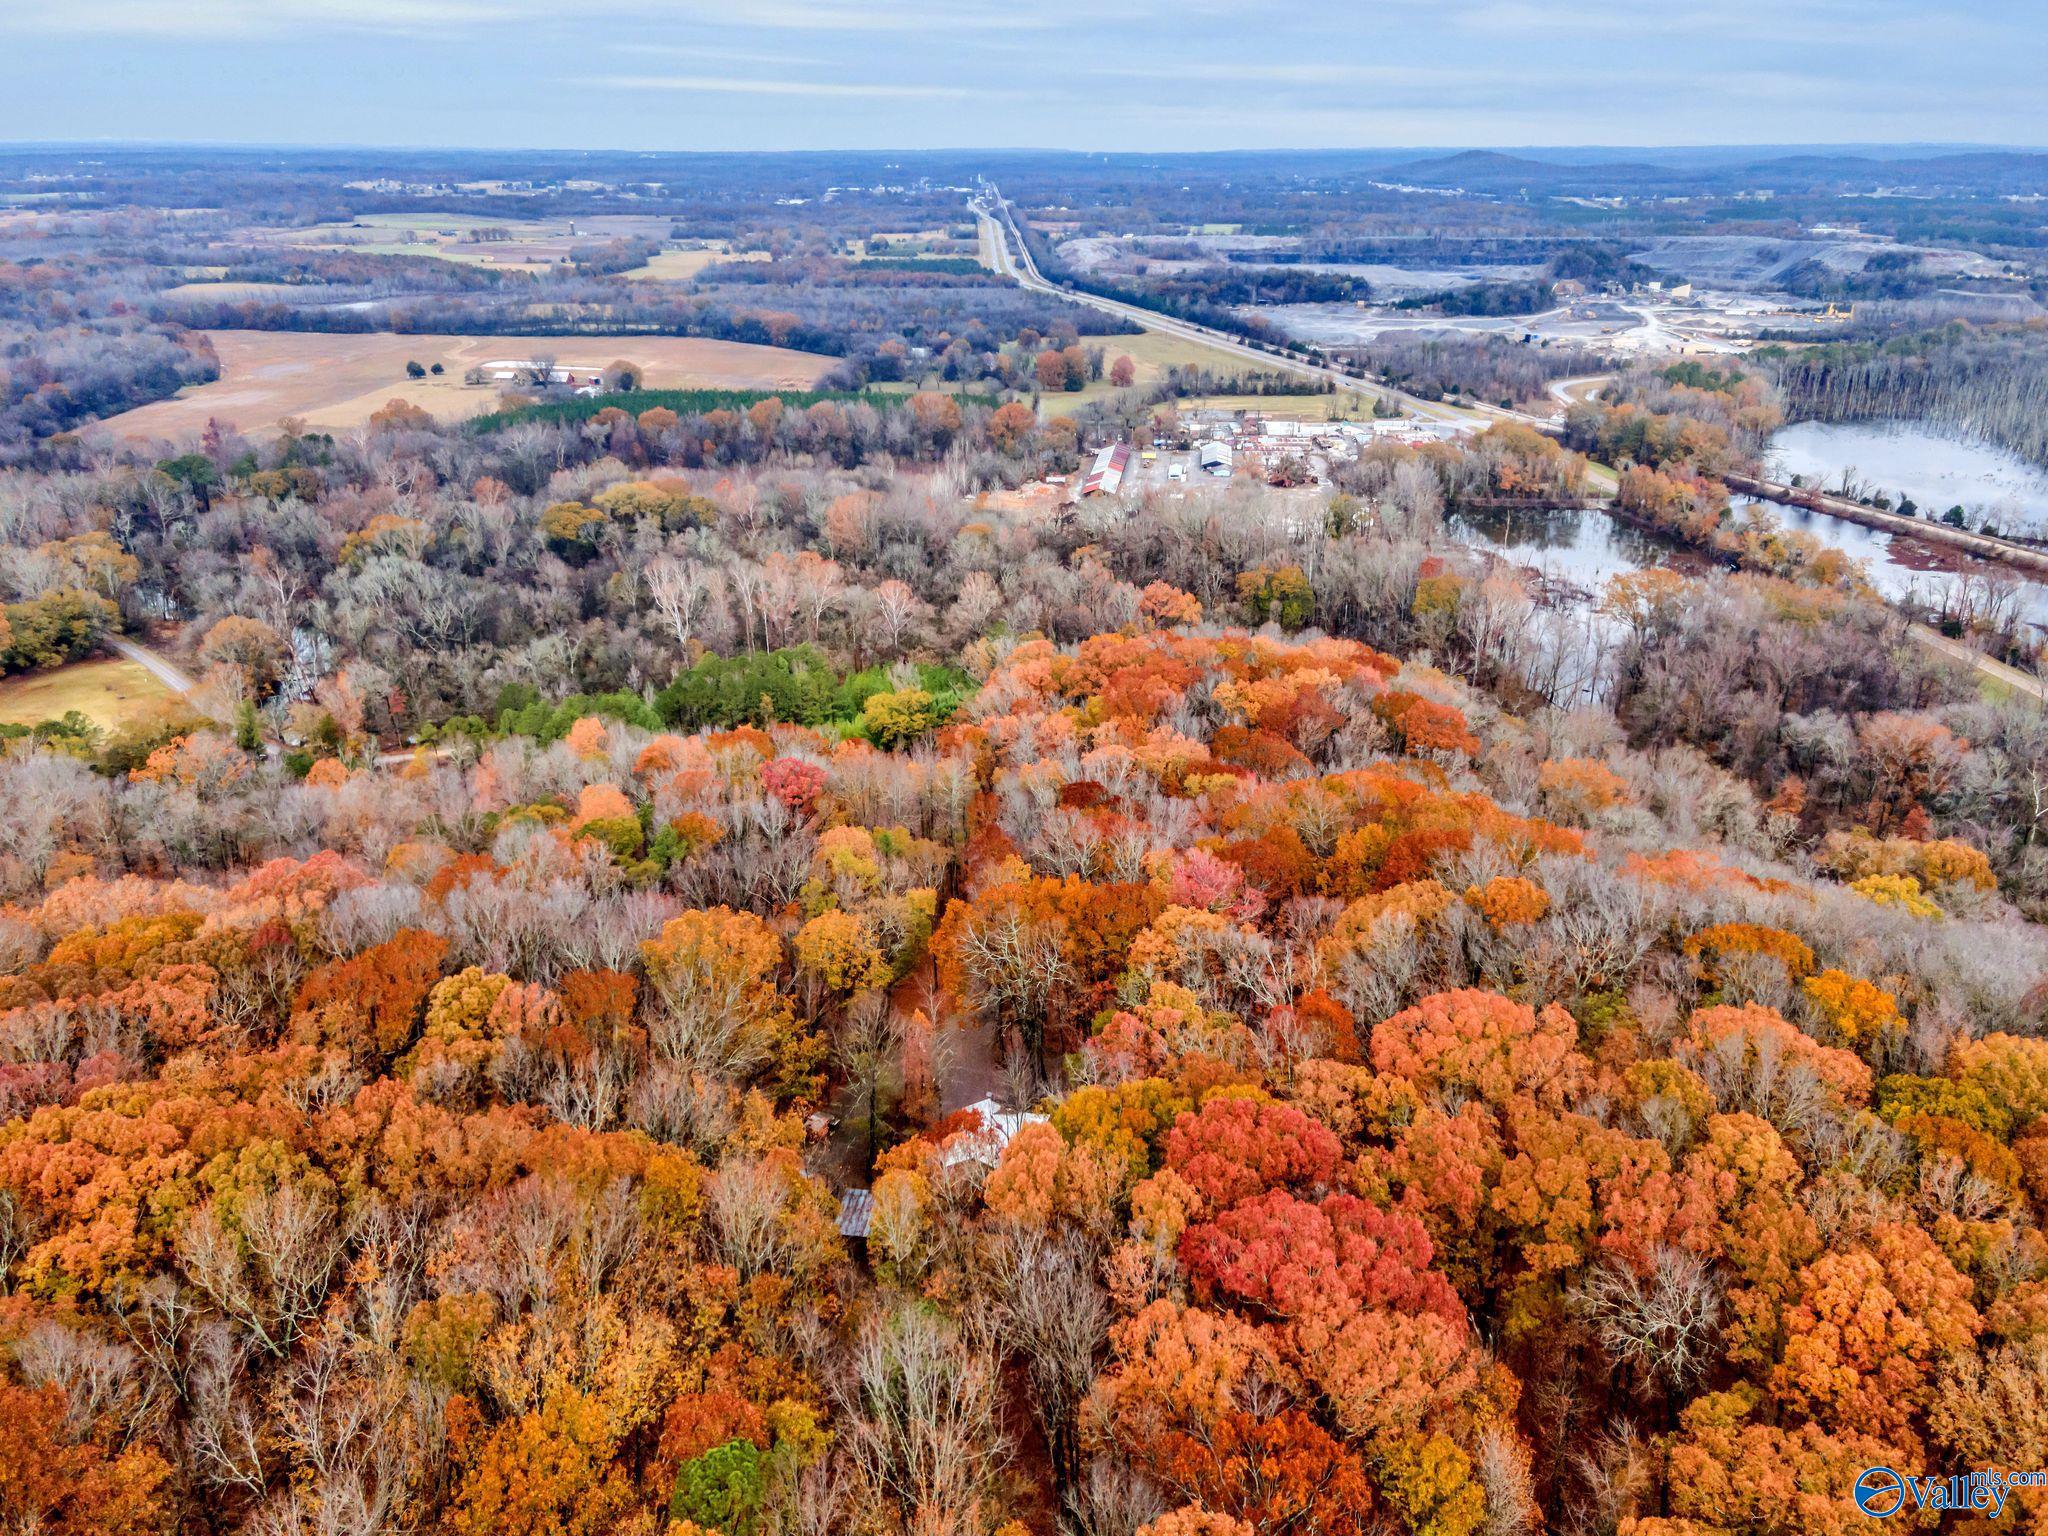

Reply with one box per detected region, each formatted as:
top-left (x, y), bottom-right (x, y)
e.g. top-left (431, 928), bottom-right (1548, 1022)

top-left (836, 1188), bottom-right (874, 1240)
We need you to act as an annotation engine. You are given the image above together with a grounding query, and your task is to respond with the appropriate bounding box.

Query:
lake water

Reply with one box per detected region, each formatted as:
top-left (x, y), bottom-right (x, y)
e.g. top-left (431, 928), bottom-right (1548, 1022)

top-left (1766, 420), bottom-right (2048, 536)
top-left (1434, 422), bottom-right (2048, 676)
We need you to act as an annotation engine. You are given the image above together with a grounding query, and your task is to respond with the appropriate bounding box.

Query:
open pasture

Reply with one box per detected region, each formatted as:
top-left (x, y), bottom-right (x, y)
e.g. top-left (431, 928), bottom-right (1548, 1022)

top-left (96, 330), bottom-right (839, 438)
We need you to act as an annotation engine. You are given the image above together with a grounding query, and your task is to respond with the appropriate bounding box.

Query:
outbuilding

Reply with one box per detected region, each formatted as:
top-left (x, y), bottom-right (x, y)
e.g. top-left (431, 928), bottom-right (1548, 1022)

top-left (1082, 442), bottom-right (1131, 497)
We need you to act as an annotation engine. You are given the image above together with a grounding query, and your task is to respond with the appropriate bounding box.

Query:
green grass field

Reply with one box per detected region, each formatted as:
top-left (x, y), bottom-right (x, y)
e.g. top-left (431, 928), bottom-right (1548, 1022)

top-left (1036, 330), bottom-right (1302, 418)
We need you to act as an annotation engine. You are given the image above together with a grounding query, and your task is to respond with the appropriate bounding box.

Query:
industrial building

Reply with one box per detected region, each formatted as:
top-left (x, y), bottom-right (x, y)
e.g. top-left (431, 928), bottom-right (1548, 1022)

top-left (1081, 441), bottom-right (1131, 496)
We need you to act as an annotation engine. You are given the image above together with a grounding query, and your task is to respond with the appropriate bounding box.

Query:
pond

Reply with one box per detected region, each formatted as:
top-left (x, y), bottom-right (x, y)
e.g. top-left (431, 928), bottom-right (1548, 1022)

top-left (1734, 496), bottom-right (2048, 636)
top-left (1445, 504), bottom-right (1700, 601)
top-left (1767, 420), bottom-right (2048, 538)
top-left (1445, 495), bottom-right (2048, 641)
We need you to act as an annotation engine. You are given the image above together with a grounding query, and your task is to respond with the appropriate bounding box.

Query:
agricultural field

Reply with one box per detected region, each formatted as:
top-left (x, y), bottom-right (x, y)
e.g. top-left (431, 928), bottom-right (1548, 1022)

top-left (159, 280), bottom-right (311, 301)
top-left (847, 227), bottom-right (976, 259)
top-left (95, 330), bottom-right (839, 439)
top-left (0, 656), bottom-right (171, 732)
top-left (255, 211), bottom-right (679, 274)
top-left (622, 246), bottom-right (767, 281)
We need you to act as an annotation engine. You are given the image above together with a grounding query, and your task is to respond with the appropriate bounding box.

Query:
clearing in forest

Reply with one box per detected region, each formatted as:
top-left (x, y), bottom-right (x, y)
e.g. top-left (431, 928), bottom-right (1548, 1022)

top-left (0, 658), bottom-right (173, 732)
top-left (96, 331), bottom-right (839, 439)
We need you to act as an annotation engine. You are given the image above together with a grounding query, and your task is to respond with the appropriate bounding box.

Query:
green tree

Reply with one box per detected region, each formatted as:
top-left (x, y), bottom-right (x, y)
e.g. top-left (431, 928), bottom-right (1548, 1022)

top-left (670, 1438), bottom-right (766, 1535)
top-left (862, 688), bottom-right (936, 749)
top-left (156, 453), bottom-right (221, 510)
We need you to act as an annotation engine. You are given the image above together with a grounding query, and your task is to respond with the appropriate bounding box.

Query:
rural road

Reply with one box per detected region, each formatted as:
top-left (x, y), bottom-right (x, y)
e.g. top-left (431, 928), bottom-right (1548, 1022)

top-left (1909, 623), bottom-right (2048, 702)
top-left (974, 189), bottom-right (1558, 434)
top-left (1547, 374), bottom-right (1611, 414)
top-left (107, 635), bottom-right (196, 693)
top-left (975, 201), bottom-right (2048, 703)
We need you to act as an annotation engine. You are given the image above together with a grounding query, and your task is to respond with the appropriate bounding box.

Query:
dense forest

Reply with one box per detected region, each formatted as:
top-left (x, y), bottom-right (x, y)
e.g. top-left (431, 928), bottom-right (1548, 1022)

top-left (7, 388), bottom-right (2048, 1535)
top-left (6, 142), bottom-right (2048, 1536)
top-left (1761, 321), bottom-right (2048, 471)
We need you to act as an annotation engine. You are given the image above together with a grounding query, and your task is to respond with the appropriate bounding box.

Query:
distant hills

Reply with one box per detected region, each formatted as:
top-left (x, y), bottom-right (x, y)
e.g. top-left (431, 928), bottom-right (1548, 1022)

top-left (1371, 147), bottom-right (2048, 198)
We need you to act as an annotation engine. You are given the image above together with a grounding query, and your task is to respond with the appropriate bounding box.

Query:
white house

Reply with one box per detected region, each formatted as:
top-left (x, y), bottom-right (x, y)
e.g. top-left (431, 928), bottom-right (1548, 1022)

top-left (938, 1097), bottom-right (1049, 1169)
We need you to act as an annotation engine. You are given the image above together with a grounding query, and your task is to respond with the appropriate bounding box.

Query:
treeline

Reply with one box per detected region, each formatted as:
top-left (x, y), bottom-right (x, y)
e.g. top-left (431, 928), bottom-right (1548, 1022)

top-left (1131, 263), bottom-right (1373, 307)
top-left (1397, 278), bottom-right (1555, 316)
top-left (463, 386), bottom-right (967, 436)
top-left (162, 243), bottom-right (508, 294)
top-left (0, 315), bottom-right (218, 448)
top-left (1337, 333), bottom-right (1604, 406)
top-left (1760, 320), bottom-right (2048, 469)
top-left (1, 238), bottom-right (225, 457)
top-left (1390, 242), bottom-right (1658, 320)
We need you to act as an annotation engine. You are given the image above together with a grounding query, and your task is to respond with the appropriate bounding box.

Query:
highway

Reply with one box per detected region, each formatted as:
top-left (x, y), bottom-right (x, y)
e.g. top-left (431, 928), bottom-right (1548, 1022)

top-left (974, 189), bottom-right (2048, 704)
top-left (972, 187), bottom-right (1558, 434)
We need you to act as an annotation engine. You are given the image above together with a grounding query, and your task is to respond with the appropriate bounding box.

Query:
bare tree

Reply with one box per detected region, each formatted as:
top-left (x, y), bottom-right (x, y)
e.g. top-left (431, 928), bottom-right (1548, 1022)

top-left (647, 555), bottom-right (720, 649)
top-left (985, 1228), bottom-right (1109, 1497)
top-left (841, 1303), bottom-right (1010, 1532)
top-left (177, 1178), bottom-right (345, 1358)
top-left (1062, 1457), bottom-right (1166, 1536)
top-left (1569, 1247), bottom-right (1723, 1395)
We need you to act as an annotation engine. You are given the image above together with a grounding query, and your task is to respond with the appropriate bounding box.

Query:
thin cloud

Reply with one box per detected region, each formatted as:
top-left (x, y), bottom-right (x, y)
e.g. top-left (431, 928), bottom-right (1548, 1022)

top-left (6, 0), bottom-right (524, 35)
top-left (610, 42), bottom-right (826, 67)
top-left (583, 73), bottom-right (979, 100)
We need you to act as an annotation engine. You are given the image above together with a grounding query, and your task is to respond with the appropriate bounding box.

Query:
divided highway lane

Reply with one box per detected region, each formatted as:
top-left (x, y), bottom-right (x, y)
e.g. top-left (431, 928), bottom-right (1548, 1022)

top-left (974, 193), bottom-right (2048, 704)
top-left (972, 189), bottom-right (1557, 434)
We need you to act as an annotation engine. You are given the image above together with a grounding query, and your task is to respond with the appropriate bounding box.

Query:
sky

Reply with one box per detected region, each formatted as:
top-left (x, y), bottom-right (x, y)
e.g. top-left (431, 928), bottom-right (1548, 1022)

top-left (0, 0), bottom-right (2043, 153)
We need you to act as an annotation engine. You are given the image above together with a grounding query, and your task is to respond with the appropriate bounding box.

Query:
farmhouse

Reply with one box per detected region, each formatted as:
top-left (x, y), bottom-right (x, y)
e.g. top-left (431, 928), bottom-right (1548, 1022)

top-left (478, 359), bottom-right (605, 389)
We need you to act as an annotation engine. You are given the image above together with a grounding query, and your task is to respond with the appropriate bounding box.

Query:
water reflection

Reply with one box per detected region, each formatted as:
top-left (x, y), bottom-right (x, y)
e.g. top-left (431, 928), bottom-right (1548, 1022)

top-left (1443, 497), bottom-right (2048, 640)
top-left (1768, 421), bottom-right (2048, 535)
top-left (1445, 505), bottom-right (1700, 596)
top-left (1736, 499), bottom-right (2048, 636)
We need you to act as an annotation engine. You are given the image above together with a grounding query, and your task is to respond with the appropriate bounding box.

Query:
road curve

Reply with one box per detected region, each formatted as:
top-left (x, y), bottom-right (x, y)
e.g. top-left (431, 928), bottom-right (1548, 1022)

top-left (1909, 624), bottom-right (2048, 702)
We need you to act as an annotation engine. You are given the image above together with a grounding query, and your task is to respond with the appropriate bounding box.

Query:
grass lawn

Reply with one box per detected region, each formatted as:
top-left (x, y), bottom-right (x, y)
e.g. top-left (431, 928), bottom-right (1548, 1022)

top-left (1037, 330), bottom-right (1298, 417)
top-left (1171, 391), bottom-right (1373, 418)
top-left (0, 658), bottom-right (173, 732)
